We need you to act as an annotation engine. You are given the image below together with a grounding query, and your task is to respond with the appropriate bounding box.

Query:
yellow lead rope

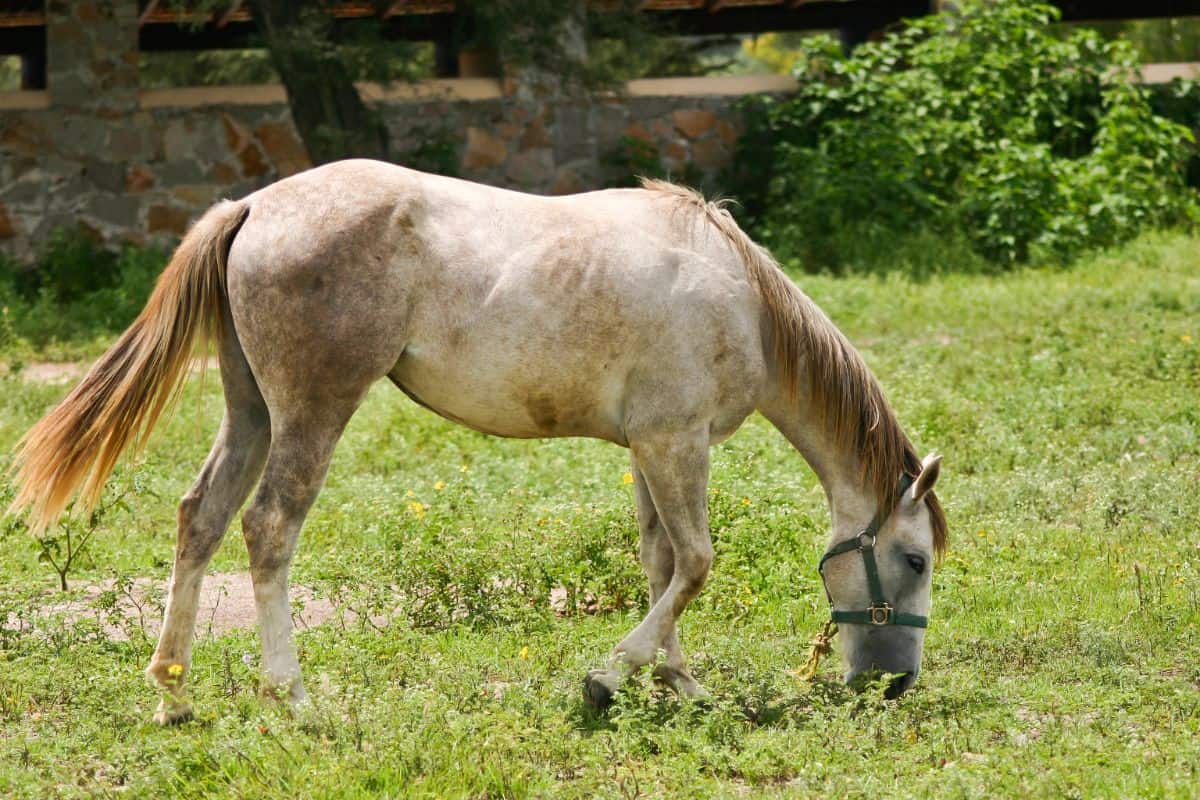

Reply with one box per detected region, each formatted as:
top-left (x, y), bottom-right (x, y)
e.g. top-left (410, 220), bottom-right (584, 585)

top-left (794, 620), bottom-right (838, 681)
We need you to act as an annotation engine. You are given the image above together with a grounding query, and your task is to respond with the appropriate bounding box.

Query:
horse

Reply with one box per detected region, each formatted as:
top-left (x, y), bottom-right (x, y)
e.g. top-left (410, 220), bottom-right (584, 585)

top-left (9, 160), bottom-right (946, 724)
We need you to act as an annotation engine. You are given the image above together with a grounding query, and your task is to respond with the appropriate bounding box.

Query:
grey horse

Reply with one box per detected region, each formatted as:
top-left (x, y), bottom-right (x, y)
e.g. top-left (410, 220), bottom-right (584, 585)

top-left (9, 161), bottom-right (946, 724)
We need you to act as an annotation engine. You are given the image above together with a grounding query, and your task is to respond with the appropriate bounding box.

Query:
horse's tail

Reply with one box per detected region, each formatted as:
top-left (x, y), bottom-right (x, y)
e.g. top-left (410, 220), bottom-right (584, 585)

top-left (8, 200), bottom-right (250, 534)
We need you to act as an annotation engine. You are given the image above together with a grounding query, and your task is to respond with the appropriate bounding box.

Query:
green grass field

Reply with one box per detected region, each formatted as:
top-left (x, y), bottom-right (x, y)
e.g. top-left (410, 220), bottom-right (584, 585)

top-left (1, 233), bottom-right (1198, 798)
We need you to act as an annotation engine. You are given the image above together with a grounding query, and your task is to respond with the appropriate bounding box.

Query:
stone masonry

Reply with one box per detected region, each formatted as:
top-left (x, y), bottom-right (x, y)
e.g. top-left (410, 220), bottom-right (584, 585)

top-left (0, 1), bottom-right (765, 259)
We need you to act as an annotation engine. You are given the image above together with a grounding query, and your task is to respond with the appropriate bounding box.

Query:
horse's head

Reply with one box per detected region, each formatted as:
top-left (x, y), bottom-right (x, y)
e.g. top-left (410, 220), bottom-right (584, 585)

top-left (819, 453), bottom-right (943, 698)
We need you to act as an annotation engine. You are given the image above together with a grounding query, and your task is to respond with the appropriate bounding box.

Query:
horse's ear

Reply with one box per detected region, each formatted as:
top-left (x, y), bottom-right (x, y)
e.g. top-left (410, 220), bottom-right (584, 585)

top-left (911, 453), bottom-right (942, 503)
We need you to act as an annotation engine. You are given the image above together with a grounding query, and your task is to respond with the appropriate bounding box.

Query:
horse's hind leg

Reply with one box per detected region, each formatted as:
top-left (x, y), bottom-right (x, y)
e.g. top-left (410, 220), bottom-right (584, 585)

top-left (147, 333), bottom-right (270, 725)
top-left (239, 400), bottom-right (360, 705)
top-left (630, 458), bottom-right (707, 700)
top-left (585, 429), bottom-right (714, 709)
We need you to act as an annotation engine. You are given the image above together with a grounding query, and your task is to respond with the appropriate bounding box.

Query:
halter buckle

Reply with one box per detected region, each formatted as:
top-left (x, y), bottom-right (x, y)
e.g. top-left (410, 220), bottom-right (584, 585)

top-left (856, 531), bottom-right (876, 550)
top-left (868, 603), bottom-right (893, 625)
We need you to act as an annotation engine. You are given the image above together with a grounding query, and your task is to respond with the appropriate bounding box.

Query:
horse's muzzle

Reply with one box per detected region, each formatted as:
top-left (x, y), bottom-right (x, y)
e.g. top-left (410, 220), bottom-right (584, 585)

top-left (845, 665), bottom-right (920, 698)
top-left (843, 624), bottom-right (923, 697)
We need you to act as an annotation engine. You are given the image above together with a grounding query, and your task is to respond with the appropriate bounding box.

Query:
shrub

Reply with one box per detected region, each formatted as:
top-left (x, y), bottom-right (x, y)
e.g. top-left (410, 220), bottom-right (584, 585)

top-left (728, 1), bottom-right (1197, 272)
top-left (0, 231), bottom-right (168, 350)
top-left (1148, 77), bottom-right (1200, 189)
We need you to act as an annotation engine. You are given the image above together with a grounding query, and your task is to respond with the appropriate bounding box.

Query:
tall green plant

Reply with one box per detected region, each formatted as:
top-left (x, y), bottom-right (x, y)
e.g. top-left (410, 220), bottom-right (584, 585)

top-left (730, 1), bottom-right (1197, 271)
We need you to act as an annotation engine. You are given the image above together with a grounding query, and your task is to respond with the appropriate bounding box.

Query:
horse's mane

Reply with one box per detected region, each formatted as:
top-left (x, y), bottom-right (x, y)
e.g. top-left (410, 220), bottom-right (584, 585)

top-left (640, 178), bottom-right (947, 555)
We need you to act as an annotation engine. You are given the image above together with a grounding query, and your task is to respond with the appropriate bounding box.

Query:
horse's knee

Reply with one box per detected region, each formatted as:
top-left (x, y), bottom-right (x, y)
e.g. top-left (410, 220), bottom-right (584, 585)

top-left (174, 493), bottom-right (222, 562)
top-left (674, 540), bottom-right (714, 595)
top-left (241, 501), bottom-right (291, 572)
top-left (639, 529), bottom-right (673, 573)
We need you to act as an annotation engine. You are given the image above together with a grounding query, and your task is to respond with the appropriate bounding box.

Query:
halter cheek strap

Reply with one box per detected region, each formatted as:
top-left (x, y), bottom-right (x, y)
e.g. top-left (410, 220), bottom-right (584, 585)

top-left (818, 473), bottom-right (928, 629)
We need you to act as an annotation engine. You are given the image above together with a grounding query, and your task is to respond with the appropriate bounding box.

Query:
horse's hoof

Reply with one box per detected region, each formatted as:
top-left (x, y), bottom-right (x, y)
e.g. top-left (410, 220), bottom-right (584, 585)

top-left (584, 669), bottom-right (621, 711)
top-left (152, 701), bottom-right (194, 726)
top-left (652, 664), bottom-right (710, 705)
top-left (259, 676), bottom-right (307, 708)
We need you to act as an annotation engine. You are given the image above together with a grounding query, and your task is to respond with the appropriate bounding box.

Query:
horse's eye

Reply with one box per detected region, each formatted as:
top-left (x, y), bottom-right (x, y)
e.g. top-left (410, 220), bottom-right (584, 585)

top-left (905, 554), bottom-right (927, 575)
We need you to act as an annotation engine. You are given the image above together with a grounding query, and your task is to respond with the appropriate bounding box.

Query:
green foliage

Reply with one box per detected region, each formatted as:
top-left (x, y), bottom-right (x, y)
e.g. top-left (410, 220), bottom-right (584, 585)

top-left (0, 55), bottom-right (21, 91)
top-left (730, 1), bottom-right (1198, 272)
top-left (585, 26), bottom-right (741, 84)
top-left (601, 135), bottom-right (704, 190)
top-left (1149, 78), bottom-right (1200, 189)
top-left (463, 0), bottom-right (589, 81)
top-left (5, 480), bottom-right (137, 592)
top-left (601, 135), bottom-right (667, 188)
top-left (1082, 17), bottom-right (1200, 64)
top-left (2, 232), bottom-right (1200, 796)
top-left (466, 1), bottom-right (733, 88)
top-left (144, 3), bottom-right (432, 89)
top-left (14, 230), bottom-right (118, 301)
top-left (140, 49), bottom-right (281, 89)
top-left (396, 127), bottom-right (462, 178)
top-left (0, 230), bottom-right (168, 351)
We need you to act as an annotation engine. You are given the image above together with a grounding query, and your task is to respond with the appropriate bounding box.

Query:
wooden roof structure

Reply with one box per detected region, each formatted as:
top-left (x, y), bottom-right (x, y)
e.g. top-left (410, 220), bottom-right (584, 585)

top-left (1, 1), bottom-right (1199, 54)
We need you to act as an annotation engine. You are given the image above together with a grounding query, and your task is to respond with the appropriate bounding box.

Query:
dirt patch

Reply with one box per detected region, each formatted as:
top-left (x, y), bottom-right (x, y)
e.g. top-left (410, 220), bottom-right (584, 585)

top-left (12, 361), bottom-right (86, 384)
top-left (4, 356), bottom-right (220, 385)
top-left (4, 574), bottom-right (625, 643)
top-left (9, 572), bottom-right (347, 642)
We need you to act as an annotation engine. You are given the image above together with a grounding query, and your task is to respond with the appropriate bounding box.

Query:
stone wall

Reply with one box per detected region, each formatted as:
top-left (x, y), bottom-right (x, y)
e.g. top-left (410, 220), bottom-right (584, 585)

top-left (0, 86), bottom-right (762, 258)
top-left (0, 1), bottom-right (792, 259)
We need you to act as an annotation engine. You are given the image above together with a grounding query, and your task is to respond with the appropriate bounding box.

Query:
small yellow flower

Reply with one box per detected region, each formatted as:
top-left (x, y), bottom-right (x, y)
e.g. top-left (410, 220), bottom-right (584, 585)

top-left (622, 472), bottom-right (634, 485)
top-left (742, 497), bottom-right (752, 506)
top-left (1181, 334), bottom-right (1193, 344)
top-left (519, 646), bottom-right (529, 660)
top-left (459, 464), bottom-right (469, 473)
top-left (407, 501), bottom-right (427, 519)
top-left (167, 663), bottom-right (184, 677)
top-left (405, 489), bottom-right (416, 498)
top-left (434, 480), bottom-right (446, 491)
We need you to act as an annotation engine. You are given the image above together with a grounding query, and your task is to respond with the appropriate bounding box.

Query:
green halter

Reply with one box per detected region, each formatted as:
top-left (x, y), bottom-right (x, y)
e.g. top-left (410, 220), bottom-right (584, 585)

top-left (817, 473), bottom-right (928, 629)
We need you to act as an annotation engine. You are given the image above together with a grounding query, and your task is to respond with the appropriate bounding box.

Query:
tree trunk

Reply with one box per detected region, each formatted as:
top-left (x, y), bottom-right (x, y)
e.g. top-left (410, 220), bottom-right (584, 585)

top-left (245, 0), bottom-right (390, 164)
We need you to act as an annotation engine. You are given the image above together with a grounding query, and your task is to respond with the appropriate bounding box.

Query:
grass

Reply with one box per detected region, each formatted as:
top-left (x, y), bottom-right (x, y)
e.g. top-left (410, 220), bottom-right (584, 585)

top-left (1, 231), bottom-right (1198, 798)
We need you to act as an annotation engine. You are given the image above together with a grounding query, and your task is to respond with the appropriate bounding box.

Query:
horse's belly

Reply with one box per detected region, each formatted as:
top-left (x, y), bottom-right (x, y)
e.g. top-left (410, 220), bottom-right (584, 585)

top-left (388, 346), bottom-right (628, 443)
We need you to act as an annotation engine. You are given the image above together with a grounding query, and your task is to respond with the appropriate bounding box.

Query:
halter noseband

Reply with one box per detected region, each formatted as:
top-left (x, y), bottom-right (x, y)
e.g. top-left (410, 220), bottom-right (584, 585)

top-left (817, 473), bottom-right (927, 629)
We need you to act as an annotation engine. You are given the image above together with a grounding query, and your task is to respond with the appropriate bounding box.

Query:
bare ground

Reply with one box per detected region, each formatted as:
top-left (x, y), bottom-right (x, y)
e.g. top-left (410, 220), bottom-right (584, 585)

top-left (4, 356), bottom-right (220, 384)
top-left (7, 572), bottom-right (343, 641)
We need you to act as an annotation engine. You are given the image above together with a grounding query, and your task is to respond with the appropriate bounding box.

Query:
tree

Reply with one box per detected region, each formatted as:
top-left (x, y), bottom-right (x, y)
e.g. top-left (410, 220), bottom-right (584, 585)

top-left (244, 0), bottom-right (390, 163)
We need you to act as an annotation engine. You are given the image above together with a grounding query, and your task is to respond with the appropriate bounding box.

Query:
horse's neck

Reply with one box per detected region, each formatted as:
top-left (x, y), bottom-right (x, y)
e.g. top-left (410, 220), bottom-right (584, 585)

top-left (758, 392), bottom-right (875, 536)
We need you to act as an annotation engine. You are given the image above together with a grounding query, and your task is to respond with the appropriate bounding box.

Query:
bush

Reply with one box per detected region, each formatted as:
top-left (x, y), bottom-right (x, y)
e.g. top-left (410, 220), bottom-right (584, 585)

top-left (1148, 77), bottom-right (1200, 189)
top-left (728, 1), bottom-right (1198, 272)
top-left (0, 231), bottom-right (168, 351)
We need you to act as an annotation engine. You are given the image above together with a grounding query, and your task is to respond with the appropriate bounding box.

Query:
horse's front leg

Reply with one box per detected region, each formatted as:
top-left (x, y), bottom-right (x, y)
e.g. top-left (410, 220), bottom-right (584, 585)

top-left (584, 431), bottom-right (713, 709)
top-left (634, 457), bottom-right (709, 699)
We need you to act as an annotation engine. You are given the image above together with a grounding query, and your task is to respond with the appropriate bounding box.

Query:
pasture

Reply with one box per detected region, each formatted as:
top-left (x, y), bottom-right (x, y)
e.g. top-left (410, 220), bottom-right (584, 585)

top-left (1, 232), bottom-right (1198, 798)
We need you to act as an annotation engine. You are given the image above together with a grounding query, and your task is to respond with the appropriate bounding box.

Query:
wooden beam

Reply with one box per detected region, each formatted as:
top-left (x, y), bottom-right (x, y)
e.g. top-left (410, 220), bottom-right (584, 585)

top-left (1050, 0), bottom-right (1200, 21)
top-left (216, 0), bottom-right (246, 29)
top-left (384, 1), bottom-right (408, 17)
top-left (706, 0), bottom-right (730, 12)
top-left (0, 13), bottom-right (45, 28)
top-left (138, 0), bottom-right (161, 26)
